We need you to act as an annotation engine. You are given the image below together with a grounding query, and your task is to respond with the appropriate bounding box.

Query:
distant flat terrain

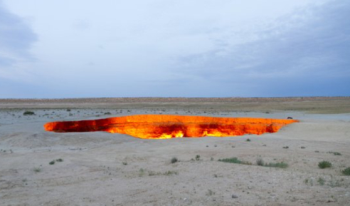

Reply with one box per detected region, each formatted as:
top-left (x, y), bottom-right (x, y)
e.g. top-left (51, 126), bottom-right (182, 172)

top-left (1, 96), bottom-right (350, 113)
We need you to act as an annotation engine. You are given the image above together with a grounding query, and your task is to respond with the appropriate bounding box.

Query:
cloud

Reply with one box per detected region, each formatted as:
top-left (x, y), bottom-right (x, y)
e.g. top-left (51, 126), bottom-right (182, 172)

top-left (0, 1), bottom-right (37, 72)
top-left (172, 0), bottom-right (350, 96)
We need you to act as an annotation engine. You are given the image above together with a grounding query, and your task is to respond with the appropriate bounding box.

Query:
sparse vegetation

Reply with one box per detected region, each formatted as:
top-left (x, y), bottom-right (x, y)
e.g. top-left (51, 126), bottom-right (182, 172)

top-left (195, 155), bottom-right (200, 161)
top-left (304, 178), bottom-right (311, 185)
top-left (328, 151), bottom-right (341, 156)
top-left (139, 168), bottom-right (145, 177)
top-left (256, 158), bottom-right (288, 168)
top-left (33, 168), bottom-right (41, 173)
top-left (23, 111), bottom-right (35, 115)
top-left (56, 158), bottom-right (63, 162)
top-left (147, 170), bottom-right (178, 176)
top-left (264, 162), bottom-right (289, 168)
top-left (246, 138), bottom-right (251, 142)
top-left (283, 146), bottom-right (289, 149)
top-left (305, 177), bottom-right (344, 187)
top-left (318, 177), bottom-right (325, 185)
top-left (122, 162), bottom-right (128, 165)
top-left (163, 171), bottom-right (178, 176)
top-left (218, 157), bottom-right (251, 165)
top-left (342, 167), bottom-right (350, 176)
top-left (318, 161), bottom-right (332, 169)
top-left (206, 189), bottom-right (215, 196)
top-left (49, 160), bottom-right (55, 165)
top-left (171, 157), bottom-right (178, 164)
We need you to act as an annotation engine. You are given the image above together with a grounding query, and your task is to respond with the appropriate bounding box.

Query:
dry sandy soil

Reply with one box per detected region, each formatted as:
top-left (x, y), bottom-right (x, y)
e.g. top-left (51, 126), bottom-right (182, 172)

top-left (0, 97), bottom-right (350, 206)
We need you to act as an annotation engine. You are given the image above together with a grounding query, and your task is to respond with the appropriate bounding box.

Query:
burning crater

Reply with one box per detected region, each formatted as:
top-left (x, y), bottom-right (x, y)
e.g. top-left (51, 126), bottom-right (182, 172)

top-left (44, 114), bottom-right (298, 139)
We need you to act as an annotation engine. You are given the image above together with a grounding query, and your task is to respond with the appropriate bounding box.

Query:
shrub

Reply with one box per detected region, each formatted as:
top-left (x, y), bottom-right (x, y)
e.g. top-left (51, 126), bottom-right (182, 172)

top-left (265, 162), bottom-right (288, 168)
top-left (23, 111), bottom-right (35, 115)
top-left (49, 160), bottom-right (55, 165)
top-left (171, 157), bottom-right (178, 164)
top-left (163, 171), bottom-right (178, 175)
top-left (218, 157), bottom-right (251, 165)
top-left (256, 158), bottom-right (264, 166)
top-left (318, 161), bottom-right (332, 169)
top-left (342, 167), bottom-right (350, 176)
top-left (56, 158), bottom-right (63, 162)
top-left (195, 155), bottom-right (200, 161)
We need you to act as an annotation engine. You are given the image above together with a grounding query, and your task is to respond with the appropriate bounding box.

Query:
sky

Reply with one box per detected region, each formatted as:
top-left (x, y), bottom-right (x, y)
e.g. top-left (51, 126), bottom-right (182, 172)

top-left (0, 0), bottom-right (349, 98)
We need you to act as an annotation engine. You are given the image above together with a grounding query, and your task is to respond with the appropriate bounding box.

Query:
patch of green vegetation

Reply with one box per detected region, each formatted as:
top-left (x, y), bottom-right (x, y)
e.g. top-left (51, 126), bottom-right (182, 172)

top-left (246, 138), bottom-right (251, 142)
top-left (122, 162), bottom-right (127, 165)
top-left (56, 158), bottom-right (63, 162)
top-left (148, 170), bottom-right (178, 176)
top-left (318, 161), bottom-right (332, 169)
top-left (256, 158), bottom-right (288, 168)
top-left (49, 160), bottom-right (55, 165)
top-left (283, 146), bottom-right (289, 149)
top-left (264, 162), bottom-right (288, 168)
top-left (342, 167), bottom-right (350, 176)
top-left (218, 157), bottom-right (252, 165)
top-left (195, 155), bottom-right (200, 161)
top-left (23, 111), bottom-right (35, 115)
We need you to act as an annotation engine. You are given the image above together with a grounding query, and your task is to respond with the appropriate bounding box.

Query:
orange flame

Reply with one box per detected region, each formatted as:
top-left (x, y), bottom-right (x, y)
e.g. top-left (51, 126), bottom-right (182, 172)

top-left (44, 114), bottom-right (298, 139)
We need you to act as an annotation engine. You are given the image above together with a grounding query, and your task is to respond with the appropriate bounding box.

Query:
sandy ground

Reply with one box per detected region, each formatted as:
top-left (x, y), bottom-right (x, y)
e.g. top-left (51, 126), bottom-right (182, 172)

top-left (0, 99), bottom-right (350, 206)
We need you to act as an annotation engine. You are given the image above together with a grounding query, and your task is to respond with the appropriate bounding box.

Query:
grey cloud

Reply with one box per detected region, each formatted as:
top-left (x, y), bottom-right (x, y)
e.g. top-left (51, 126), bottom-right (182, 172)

top-left (0, 1), bottom-right (37, 67)
top-left (173, 0), bottom-right (350, 96)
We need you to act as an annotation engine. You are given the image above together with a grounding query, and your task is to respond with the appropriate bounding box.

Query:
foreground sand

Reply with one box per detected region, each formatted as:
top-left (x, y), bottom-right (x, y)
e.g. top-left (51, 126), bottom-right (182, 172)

top-left (0, 98), bottom-right (350, 205)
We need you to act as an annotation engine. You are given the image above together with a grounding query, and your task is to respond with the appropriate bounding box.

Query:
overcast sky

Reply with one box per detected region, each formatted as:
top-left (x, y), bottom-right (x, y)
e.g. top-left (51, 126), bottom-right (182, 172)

top-left (0, 0), bottom-right (349, 98)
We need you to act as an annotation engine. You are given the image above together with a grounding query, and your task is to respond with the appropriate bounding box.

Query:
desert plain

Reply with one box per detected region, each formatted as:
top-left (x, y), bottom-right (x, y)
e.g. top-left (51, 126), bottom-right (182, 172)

top-left (0, 97), bottom-right (350, 206)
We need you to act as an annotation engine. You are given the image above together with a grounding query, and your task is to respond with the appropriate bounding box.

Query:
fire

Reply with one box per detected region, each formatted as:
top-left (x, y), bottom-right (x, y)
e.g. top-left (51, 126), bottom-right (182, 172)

top-left (44, 114), bottom-right (298, 139)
